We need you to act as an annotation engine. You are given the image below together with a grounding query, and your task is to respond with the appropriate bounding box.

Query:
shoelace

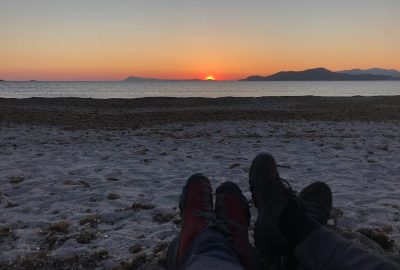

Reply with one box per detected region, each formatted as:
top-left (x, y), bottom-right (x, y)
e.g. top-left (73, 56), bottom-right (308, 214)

top-left (192, 210), bottom-right (216, 222)
top-left (279, 177), bottom-right (293, 192)
top-left (192, 210), bottom-right (243, 236)
top-left (189, 181), bottom-right (216, 223)
top-left (277, 177), bottom-right (306, 213)
top-left (202, 181), bottom-right (214, 212)
top-left (213, 213), bottom-right (243, 237)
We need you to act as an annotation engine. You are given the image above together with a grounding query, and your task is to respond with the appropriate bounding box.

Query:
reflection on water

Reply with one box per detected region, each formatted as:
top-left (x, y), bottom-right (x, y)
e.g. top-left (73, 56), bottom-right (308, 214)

top-left (1, 81), bottom-right (400, 99)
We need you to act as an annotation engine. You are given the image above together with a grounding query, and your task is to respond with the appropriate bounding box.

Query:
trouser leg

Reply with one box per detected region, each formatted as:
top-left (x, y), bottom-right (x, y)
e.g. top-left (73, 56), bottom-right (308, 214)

top-left (294, 227), bottom-right (399, 270)
top-left (178, 227), bottom-right (245, 270)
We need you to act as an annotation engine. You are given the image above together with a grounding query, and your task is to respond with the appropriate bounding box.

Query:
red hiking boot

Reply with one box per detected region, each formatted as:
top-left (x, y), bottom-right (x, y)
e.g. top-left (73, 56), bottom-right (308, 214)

top-left (166, 173), bottom-right (214, 269)
top-left (215, 181), bottom-right (263, 270)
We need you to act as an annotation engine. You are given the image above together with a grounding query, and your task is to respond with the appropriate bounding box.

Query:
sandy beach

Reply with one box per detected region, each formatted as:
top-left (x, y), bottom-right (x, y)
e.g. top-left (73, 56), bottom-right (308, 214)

top-left (1, 96), bottom-right (400, 269)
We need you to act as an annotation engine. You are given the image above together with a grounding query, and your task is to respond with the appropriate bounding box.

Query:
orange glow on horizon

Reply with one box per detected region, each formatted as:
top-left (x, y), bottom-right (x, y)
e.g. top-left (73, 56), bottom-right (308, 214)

top-left (205, 75), bottom-right (215, 81)
top-left (1, 2), bottom-right (399, 81)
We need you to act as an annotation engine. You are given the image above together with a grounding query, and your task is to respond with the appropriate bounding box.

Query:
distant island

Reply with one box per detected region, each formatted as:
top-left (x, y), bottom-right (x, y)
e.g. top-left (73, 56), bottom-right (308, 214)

top-left (338, 68), bottom-right (400, 78)
top-left (124, 76), bottom-right (201, 82)
top-left (240, 68), bottom-right (400, 81)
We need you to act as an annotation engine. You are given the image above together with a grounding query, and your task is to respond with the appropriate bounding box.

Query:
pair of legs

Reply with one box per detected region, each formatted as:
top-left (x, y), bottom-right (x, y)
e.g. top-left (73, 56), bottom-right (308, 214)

top-left (167, 175), bottom-right (262, 270)
top-left (167, 153), bottom-right (398, 270)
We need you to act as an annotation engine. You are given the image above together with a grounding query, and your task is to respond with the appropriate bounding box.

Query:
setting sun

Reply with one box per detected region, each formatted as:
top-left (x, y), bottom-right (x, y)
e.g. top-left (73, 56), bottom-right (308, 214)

top-left (205, 75), bottom-right (215, 81)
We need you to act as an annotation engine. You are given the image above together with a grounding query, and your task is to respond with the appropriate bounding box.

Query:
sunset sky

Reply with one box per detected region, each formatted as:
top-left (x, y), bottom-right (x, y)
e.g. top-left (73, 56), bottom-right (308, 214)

top-left (1, 0), bottom-right (399, 81)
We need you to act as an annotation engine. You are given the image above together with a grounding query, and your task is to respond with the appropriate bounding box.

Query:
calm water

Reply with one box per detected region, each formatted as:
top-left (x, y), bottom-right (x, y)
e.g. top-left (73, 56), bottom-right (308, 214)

top-left (1, 81), bottom-right (400, 99)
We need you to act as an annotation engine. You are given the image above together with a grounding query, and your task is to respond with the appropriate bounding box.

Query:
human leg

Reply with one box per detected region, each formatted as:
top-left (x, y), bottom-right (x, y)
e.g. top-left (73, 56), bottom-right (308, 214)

top-left (249, 152), bottom-right (399, 270)
top-left (281, 181), bottom-right (333, 269)
top-left (294, 182), bottom-right (397, 269)
top-left (166, 173), bottom-right (215, 269)
top-left (294, 226), bottom-right (399, 270)
top-left (166, 174), bottom-right (246, 270)
top-left (174, 227), bottom-right (244, 270)
top-left (249, 152), bottom-right (308, 261)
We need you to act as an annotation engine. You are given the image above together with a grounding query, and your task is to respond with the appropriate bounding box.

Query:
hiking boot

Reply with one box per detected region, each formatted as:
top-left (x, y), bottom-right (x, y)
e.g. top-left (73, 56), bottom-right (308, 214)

top-left (299, 181), bottom-right (332, 225)
top-left (281, 182), bottom-right (333, 270)
top-left (166, 173), bottom-right (214, 269)
top-left (249, 153), bottom-right (296, 259)
top-left (215, 181), bottom-right (262, 270)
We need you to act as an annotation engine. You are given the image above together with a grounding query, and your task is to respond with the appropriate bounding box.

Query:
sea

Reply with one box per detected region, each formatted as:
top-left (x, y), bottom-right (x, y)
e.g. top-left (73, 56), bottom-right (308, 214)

top-left (1, 81), bottom-right (400, 99)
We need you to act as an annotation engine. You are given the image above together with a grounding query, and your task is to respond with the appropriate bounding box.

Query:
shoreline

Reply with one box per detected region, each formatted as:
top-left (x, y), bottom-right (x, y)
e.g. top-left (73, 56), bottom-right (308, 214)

top-left (1, 96), bottom-right (400, 130)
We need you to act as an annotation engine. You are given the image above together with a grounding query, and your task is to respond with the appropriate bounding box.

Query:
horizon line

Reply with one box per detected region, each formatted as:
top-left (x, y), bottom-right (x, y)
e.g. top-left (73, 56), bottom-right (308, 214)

top-left (1, 67), bottom-right (399, 82)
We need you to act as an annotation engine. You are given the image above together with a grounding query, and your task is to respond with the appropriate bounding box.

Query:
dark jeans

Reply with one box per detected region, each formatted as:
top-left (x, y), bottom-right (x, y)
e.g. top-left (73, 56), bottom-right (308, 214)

top-left (179, 227), bottom-right (399, 270)
top-left (178, 227), bottom-right (244, 270)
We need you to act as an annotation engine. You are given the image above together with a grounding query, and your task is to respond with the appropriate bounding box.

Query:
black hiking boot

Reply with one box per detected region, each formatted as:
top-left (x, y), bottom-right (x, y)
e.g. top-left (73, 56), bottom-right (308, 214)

top-left (249, 153), bottom-right (296, 261)
top-left (299, 181), bottom-right (332, 225)
top-left (282, 182), bottom-right (333, 270)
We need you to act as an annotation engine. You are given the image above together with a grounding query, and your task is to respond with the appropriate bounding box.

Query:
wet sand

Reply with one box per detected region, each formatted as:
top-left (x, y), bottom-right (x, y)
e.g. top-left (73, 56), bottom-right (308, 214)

top-left (1, 96), bottom-right (400, 129)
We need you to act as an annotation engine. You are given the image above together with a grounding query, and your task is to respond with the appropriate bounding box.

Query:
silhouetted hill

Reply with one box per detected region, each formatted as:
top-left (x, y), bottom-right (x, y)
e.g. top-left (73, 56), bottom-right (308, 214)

top-left (241, 68), bottom-right (400, 81)
top-left (338, 68), bottom-right (400, 78)
top-left (124, 76), bottom-right (201, 82)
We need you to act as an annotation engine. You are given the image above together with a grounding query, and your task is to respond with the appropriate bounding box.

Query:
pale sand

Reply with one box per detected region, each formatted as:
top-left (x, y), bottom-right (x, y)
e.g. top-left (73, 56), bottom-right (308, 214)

top-left (0, 97), bottom-right (399, 268)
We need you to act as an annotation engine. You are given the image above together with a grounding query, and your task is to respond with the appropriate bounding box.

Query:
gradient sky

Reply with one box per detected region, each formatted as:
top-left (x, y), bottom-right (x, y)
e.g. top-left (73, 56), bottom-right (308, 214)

top-left (1, 0), bottom-right (399, 81)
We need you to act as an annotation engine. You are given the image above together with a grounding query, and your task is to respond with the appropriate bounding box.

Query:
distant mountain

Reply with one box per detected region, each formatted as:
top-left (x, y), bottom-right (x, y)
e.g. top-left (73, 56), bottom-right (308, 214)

top-left (0, 79), bottom-right (4, 82)
top-left (124, 76), bottom-right (201, 82)
top-left (338, 68), bottom-right (400, 78)
top-left (240, 68), bottom-right (400, 81)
